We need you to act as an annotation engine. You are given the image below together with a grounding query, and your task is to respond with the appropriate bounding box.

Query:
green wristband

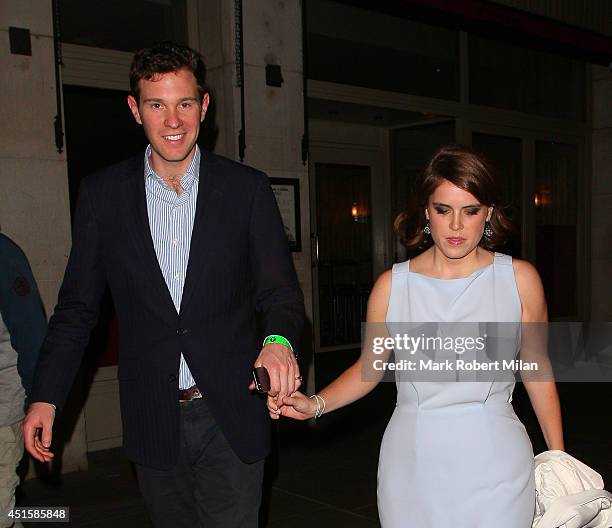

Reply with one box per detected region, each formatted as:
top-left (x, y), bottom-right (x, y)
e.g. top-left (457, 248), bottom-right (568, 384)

top-left (263, 334), bottom-right (293, 351)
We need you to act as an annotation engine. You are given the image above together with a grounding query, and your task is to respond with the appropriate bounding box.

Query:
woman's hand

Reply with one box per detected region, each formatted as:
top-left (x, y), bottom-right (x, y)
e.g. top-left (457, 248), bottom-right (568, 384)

top-left (267, 391), bottom-right (317, 420)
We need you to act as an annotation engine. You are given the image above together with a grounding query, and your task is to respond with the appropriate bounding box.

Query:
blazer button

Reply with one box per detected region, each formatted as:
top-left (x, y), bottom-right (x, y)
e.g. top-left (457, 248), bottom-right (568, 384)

top-left (176, 328), bottom-right (189, 336)
top-left (169, 374), bottom-right (177, 382)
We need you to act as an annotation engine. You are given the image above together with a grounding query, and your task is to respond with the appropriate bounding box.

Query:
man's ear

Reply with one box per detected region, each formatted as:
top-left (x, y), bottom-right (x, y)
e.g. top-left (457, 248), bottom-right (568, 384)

top-left (127, 95), bottom-right (143, 125)
top-left (200, 93), bottom-right (210, 123)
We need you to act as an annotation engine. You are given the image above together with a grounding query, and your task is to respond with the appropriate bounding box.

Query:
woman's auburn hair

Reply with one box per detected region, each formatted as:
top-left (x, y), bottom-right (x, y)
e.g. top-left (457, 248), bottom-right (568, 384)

top-left (394, 144), bottom-right (514, 252)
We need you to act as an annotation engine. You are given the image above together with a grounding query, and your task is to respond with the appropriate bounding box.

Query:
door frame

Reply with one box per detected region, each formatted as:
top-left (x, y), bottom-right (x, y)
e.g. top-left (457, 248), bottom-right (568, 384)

top-left (309, 120), bottom-right (391, 353)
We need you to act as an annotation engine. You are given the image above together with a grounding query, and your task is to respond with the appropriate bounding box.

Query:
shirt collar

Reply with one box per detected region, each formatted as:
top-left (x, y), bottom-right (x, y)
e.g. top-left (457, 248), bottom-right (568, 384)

top-left (144, 144), bottom-right (201, 192)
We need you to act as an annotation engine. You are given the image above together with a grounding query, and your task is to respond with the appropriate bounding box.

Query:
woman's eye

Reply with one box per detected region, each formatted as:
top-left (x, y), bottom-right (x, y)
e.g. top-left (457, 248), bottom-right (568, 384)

top-left (466, 209), bottom-right (480, 216)
top-left (434, 207), bottom-right (449, 215)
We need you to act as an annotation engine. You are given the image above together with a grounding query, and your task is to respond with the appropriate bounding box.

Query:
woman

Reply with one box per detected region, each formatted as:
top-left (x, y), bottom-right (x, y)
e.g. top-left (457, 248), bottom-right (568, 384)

top-left (269, 145), bottom-right (564, 527)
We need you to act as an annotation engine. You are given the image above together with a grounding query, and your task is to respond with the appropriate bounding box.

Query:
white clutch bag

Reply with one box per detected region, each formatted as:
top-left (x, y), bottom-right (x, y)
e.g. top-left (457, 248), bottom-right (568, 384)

top-left (533, 450), bottom-right (612, 528)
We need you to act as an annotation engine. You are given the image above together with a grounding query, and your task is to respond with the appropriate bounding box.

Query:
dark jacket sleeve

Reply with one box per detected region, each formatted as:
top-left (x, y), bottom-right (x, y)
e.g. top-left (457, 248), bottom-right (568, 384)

top-left (248, 174), bottom-right (305, 353)
top-left (30, 177), bottom-right (107, 411)
top-left (0, 235), bottom-right (47, 410)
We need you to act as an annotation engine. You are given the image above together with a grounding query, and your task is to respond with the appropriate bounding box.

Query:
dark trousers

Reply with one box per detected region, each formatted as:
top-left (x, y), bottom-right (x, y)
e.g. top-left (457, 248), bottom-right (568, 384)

top-left (135, 397), bottom-right (265, 528)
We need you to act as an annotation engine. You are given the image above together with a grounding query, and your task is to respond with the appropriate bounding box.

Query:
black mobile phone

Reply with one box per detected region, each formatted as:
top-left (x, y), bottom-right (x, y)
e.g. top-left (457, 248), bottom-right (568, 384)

top-left (252, 366), bottom-right (271, 393)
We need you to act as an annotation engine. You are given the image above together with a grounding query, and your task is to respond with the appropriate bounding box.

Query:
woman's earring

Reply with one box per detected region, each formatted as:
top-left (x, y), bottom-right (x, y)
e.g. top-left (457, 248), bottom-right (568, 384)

top-left (423, 222), bottom-right (431, 235)
top-left (484, 221), bottom-right (493, 238)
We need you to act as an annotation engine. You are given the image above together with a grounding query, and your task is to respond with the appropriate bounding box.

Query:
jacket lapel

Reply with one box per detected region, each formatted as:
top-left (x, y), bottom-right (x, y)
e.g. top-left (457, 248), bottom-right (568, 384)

top-left (124, 158), bottom-right (178, 319)
top-left (180, 152), bottom-right (224, 312)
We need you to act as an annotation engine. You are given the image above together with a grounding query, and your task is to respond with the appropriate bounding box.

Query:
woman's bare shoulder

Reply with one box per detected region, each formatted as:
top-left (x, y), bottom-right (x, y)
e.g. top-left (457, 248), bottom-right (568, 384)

top-left (367, 269), bottom-right (393, 323)
top-left (512, 258), bottom-right (542, 286)
top-left (511, 258), bottom-right (547, 321)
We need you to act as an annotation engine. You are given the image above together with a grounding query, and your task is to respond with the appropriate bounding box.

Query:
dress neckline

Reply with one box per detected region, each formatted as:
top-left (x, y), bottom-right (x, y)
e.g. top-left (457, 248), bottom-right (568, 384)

top-left (407, 253), bottom-right (498, 281)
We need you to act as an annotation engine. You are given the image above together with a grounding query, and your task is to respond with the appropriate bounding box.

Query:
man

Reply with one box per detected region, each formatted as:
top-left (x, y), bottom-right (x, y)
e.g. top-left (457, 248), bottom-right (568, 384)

top-left (23, 42), bottom-right (304, 527)
top-left (0, 233), bottom-right (47, 528)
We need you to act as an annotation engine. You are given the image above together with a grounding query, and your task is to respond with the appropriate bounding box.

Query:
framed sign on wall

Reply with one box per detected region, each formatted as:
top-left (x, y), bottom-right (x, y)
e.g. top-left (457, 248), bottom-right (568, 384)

top-left (269, 177), bottom-right (301, 252)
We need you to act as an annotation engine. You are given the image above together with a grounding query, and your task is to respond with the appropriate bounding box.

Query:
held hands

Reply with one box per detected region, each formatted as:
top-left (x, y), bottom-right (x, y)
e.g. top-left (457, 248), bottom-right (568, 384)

top-left (267, 391), bottom-right (317, 420)
top-left (22, 402), bottom-right (56, 463)
top-left (248, 342), bottom-right (301, 402)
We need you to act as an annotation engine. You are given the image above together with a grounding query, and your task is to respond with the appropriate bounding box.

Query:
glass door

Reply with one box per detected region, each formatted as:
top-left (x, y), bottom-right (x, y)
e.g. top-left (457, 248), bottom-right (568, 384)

top-left (535, 141), bottom-right (581, 319)
top-left (309, 142), bottom-right (387, 354)
top-left (315, 163), bottom-right (373, 349)
top-left (469, 123), bottom-right (585, 319)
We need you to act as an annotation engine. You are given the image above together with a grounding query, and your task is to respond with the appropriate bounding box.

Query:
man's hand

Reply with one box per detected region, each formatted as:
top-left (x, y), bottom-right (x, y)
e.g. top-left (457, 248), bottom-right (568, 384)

top-left (23, 402), bottom-right (56, 463)
top-left (248, 343), bottom-right (301, 403)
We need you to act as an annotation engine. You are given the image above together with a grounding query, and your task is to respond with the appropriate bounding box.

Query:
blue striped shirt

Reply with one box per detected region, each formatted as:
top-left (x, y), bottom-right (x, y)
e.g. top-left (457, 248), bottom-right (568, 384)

top-left (144, 144), bottom-right (199, 390)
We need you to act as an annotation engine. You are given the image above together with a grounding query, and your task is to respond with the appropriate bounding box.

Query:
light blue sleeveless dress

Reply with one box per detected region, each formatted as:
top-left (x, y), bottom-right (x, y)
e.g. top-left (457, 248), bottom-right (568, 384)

top-left (378, 252), bottom-right (535, 527)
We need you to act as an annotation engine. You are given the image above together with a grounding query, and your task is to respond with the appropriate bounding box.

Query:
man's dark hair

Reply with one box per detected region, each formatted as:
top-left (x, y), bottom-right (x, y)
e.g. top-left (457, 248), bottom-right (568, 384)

top-left (130, 41), bottom-right (207, 103)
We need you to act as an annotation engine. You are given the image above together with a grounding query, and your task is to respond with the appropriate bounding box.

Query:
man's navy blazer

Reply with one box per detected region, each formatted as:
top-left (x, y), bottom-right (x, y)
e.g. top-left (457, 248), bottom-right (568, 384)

top-left (31, 151), bottom-right (305, 469)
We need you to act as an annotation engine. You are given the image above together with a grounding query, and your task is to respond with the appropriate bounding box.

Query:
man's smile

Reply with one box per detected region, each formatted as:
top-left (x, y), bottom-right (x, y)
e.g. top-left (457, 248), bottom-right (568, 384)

top-left (163, 133), bottom-right (185, 142)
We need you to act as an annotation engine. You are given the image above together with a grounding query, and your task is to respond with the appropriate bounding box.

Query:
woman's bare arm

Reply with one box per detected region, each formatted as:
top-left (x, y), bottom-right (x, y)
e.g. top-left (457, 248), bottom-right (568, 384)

top-left (269, 269), bottom-right (392, 420)
top-left (514, 259), bottom-right (564, 450)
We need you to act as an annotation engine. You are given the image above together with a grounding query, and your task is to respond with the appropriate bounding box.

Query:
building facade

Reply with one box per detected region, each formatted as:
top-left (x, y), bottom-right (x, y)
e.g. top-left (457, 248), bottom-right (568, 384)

top-left (1, 0), bottom-right (610, 472)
